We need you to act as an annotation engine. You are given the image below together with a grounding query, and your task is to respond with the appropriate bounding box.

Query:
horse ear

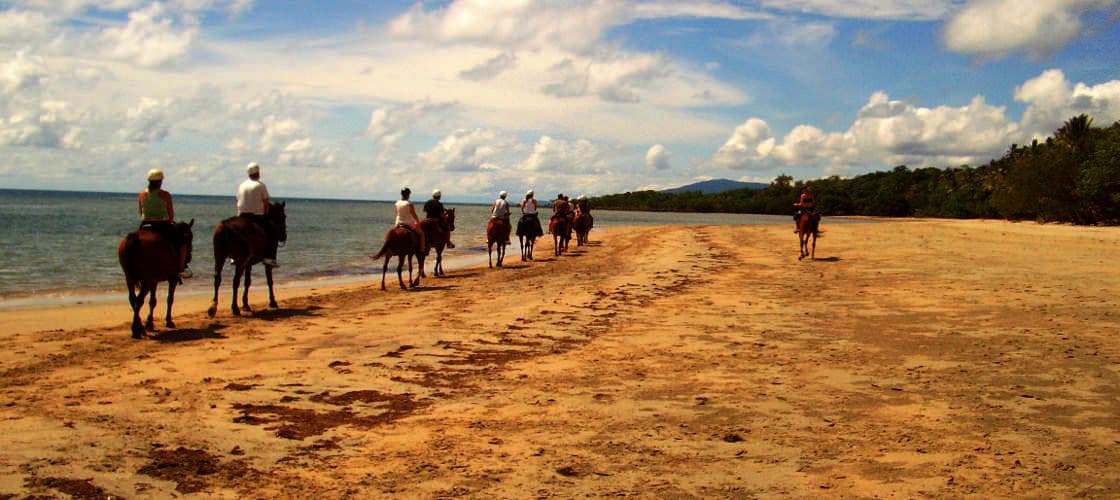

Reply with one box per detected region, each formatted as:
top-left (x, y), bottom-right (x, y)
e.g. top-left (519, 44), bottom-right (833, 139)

top-left (189, 218), bottom-right (195, 227)
top-left (280, 201), bottom-right (286, 208)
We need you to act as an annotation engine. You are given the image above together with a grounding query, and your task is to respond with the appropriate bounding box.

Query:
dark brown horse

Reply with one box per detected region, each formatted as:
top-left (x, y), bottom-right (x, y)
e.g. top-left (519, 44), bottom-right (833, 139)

top-left (797, 212), bottom-right (821, 260)
top-left (419, 208), bottom-right (455, 277)
top-left (549, 215), bottom-right (570, 256)
top-left (573, 212), bottom-right (592, 246)
top-left (372, 225), bottom-right (426, 290)
top-left (118, 220), bottom-right (194, 339)
top-left (516, 214), bottom-right (542, 261)
top-left (208, 202), bottom-right (287, 317)
top-left (487, 218), bottom-right (510, 268)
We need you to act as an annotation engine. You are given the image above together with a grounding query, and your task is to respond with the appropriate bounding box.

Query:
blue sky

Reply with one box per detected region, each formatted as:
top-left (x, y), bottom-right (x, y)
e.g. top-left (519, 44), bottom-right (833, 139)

top-left (1, 1), bottom-right (1118, 202)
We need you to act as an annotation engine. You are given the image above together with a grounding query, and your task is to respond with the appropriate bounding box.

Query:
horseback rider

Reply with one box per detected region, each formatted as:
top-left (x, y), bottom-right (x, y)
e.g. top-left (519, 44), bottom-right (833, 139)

top-left (237, 162), bottom-right (279, 267)
top-left (793, 187), bottom-right (816, 232)
top-left (138, 168), bottom-right (191, 279)
top-left (490, 190), bottom-right (512, 243)
top-left (422, 189), bottom-right (455, 249)
top-left (574, 194), bottom-right (593, 228)
top-left (395, 187), bottom-right (425, 250)
top-left (519, 189), bottom-right (544, 238)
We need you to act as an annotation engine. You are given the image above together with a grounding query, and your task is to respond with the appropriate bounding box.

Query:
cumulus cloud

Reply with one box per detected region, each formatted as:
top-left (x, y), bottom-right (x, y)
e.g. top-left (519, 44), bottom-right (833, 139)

top-left (418, 128), bottom-right (514, 172)
top-left (102, 3), bottom-right (196, 68)
top-left (521, 135), bottom-right (613, 174)
top-left (367, 99), bottom-right (459, 147)
top-left (1015, 68), bottom-right (1120, 139)
top-left (541, 51), bottom-right (673, 103)
top-left (0, 100), bottom-right (82, 148)
top-left (119, 96), bottom-right (173, 143)
top-left (0, 51), bottom-right (47, 95)
top-left (714, 91), bottom-right (1019, 171)
top-left (942, 0), bottom-right (1116, 60)
top-left (460, 51), bottom-right (518, 81)
top-left (645, 144), bottom-right (671, 171)
top-left (0, 8), bottom-right (55, 44)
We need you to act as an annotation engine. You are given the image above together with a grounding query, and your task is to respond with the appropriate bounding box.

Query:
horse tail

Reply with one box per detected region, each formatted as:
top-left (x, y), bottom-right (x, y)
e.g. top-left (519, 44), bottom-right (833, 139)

top-left (372, 235), bottom-right (391, 260)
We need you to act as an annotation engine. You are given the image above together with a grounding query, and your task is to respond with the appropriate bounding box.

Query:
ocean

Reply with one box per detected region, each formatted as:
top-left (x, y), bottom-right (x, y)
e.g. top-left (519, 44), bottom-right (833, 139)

top-left (0, 189), bottom-right (802, 304)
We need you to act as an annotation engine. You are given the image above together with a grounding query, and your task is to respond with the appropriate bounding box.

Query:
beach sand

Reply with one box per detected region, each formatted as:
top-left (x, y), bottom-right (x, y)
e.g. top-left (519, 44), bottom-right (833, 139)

top-left (1, 219), bottom-right (1118, 498)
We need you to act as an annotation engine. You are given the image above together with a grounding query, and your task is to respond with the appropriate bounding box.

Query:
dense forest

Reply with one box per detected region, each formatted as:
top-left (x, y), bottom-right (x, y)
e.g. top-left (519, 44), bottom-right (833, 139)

top-left (593, 115), bottom-right (1120, 225)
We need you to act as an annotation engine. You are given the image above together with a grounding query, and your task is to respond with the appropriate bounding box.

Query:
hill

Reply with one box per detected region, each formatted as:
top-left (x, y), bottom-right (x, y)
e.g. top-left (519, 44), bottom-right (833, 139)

top-left (662, 179), bottom-right (767, 194)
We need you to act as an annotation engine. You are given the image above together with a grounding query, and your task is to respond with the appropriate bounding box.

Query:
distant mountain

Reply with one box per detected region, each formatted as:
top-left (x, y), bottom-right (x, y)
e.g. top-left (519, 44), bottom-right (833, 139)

top-left (662, 179), bottom-right (767, 195)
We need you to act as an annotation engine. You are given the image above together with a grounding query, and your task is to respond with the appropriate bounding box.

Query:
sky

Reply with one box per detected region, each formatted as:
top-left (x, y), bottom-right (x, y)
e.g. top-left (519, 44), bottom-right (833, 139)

top-left (0, 0), bottom-right (1118, 202)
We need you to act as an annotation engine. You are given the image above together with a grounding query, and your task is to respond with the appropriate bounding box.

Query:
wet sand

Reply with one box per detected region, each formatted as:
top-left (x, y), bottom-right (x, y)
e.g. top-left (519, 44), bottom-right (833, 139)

top-left (1, 219), bottom-right (1118, 498)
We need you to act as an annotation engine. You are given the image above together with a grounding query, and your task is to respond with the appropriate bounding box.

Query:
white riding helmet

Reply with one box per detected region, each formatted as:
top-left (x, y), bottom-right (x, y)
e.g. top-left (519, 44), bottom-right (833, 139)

top-left (433, 189), bottom-right (442, 197)
top-left (526, 189), bottom-right (534, 197)
top-left (246, 162), bottom-right (260, 176)
top-left (499, 190), bottom-right (508, 198)
top-left (146, 168), bottom-right (164, 181)
top-left (578, 195), bottom-right (587, 200)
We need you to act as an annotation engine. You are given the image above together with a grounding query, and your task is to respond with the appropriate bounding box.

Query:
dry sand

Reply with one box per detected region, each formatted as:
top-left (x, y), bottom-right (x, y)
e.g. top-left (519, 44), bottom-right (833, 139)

top-left (1, 219), bottom-right (1118, 498)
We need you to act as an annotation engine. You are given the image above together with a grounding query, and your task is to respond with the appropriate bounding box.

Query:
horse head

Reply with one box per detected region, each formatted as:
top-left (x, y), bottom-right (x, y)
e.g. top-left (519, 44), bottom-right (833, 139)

top-left (176, 218), bottom-right (195, 266)
top-left (269, 201), bottom-right (287, 243)
top-left (444, 208), bottom-right (456, 232)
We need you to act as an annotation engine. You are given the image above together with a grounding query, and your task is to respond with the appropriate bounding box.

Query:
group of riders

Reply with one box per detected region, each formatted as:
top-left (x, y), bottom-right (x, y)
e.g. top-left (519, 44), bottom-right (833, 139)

top-left (136, 162), bottom-right (282, 280)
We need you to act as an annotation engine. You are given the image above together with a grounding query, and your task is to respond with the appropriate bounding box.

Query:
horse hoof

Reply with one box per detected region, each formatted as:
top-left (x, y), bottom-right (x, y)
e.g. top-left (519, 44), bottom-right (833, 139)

top-left (132, 332), bottom-right (144, 339)
top-left (206, 307), bottom-right (216, 318)
top-left (269, 302), bottom-right (279, 309)
top-left (166, 321), bottom-right (175, 329)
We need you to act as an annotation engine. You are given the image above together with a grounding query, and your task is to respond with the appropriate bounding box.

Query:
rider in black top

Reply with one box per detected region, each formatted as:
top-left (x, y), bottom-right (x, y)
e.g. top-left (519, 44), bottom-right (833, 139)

top-left (423, 189), bottom-right (455, 248)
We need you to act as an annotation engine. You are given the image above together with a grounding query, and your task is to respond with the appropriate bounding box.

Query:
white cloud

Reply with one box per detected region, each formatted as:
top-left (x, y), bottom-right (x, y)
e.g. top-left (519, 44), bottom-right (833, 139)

top-left (521, 135), bottom-right (614, 174)
top-left (460, 51), bottom-right (518, 81)
top-left (761, 0), bottom-right (963, 20)
top-left (645, 144), bottom-right (671, 171)
top-left (119, 96), bottom-right (173, 143)
top-left (387, 0), bottom-right (769, 53)
top-left (102, 3), bottom-right (196, 68)
top-left (417, 128), bottom-right (515, 172)
top-left (0, 100), bottom-right (82, 148)
top-left (0, 50), bottom-right (47, 95)
top-left (367, 99), bottom-right (459, 147)
top-left (942, 0), bottom-right (1117, 60)
top-left (1015, 68), bottom-right (1120, 139)
top-left (714, 90), bottom-right (1020, 171)
top-left (0, 8), bottom-right (55, 44)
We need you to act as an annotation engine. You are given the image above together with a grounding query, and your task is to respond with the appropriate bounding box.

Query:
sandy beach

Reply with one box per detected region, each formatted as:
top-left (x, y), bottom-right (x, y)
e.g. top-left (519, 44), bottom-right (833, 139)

top-left (1, 219), bottom-right (1118, 498)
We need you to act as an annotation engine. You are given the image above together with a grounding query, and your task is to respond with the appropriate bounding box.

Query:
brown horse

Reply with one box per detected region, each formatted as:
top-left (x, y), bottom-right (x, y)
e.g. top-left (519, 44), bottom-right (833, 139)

top-left (573, 212), bottom-right (592, 246)
top-left (797, 212), bottom-right (821, 260)
top-left (372, 225), bottom-right (426, 290)
top-left (549, 215), bottom-right (570, 256)
top-left (516, 214), bottom-right (542, 261)
top-left (487, 218), bottom-right (510, 268)
top-left (118, 220), bottom-right (194, 339)
top-left (419, 208), bottom-right (455, 277)
top-left (208, 202), bottom-right (287, 317)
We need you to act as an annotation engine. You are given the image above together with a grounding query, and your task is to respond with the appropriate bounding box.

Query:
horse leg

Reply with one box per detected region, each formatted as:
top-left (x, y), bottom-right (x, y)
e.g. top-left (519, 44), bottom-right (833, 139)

top-left (165, 279), bottom-right (177, 328)
top-left (497, 242), bottom-right (505, 267)
top-left (143, 284), bottom-right (156, 331)
top-left (380, 256), bottom-right (390, 291)
top-left (266, 265), bottom-right (278, 308)
top-left (208, 259), bottom-right (222, 318)
top-left (231, 266), bottom-right (243, 316)
top-left (810, 233), bottom-right (817, 260)
top-left (129, 282), bottom-right (145, 339)
top-left (435, 248), bottom-right (443, 276)
top-left (488, 242), bottom-right (494, 268)
top-left (241, 266), bottom-right (253, 314)
top-left (527, 237), bottom-right (534, 260)
top-left (396, 255), bottom-right (407, 289)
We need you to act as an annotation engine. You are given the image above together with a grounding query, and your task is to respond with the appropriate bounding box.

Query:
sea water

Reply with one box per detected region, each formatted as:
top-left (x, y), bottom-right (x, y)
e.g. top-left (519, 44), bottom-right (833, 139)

top-left (0, 189), bottom-right (801, 303)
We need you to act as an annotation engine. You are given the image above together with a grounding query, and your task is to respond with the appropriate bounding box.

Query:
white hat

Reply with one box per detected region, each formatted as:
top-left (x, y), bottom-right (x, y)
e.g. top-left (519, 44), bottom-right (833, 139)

top-left (433, 189), bottom-right (442, 197)
top-left (246, 162), bottom-right (260, 176)
top-left (499, 190), bottom-right (508, 197)
top-left (526, 190), bottom-right (534, 197)
top-left (578, 194), bottom-right (586, 200)
top-left (147, 168), bottom-right (164, 181)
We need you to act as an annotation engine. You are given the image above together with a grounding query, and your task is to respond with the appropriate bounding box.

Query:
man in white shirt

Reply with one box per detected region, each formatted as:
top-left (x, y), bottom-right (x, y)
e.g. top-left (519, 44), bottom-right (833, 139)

top-left (236, 162), bottom-right (279, 267)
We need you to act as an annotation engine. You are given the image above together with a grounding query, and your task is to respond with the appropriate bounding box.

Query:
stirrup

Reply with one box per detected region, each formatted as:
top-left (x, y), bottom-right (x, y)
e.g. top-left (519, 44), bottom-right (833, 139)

top-left (262, 258), bottom-right (279, 268)
top-left (179, 268), bottom-right (193, 279)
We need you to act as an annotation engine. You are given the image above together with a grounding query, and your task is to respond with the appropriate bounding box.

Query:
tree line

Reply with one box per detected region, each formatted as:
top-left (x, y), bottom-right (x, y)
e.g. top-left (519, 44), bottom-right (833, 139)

top-left (592, 115), bottom-right (1120, 225)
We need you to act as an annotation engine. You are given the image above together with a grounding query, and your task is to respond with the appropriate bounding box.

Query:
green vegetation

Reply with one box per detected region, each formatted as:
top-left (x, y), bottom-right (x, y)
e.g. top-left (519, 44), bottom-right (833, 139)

top-left (593, 115), bottom-right (1120, 225)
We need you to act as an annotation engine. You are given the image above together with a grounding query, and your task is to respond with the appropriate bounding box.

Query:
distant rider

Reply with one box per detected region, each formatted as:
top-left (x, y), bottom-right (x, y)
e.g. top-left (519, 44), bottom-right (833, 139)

top-left (138, 168), bottom-right (191, 278)
top-left (793, 188), bottom-right (816, 232)
top-left (574, 194), bottom-right (593, 229)
top-left (423, 189), bottom-right (455, 248)
top-left (489, 190), bottom-right (512, 243)
top-left (395, 187), bottom-right (425, 250)
top-left (237, 162), bottom-right (279, 267)
top-left (519, 190), bottom-right (544, 238)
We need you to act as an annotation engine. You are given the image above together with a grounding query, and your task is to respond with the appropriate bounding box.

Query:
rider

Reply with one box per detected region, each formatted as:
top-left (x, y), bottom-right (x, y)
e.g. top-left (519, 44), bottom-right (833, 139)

top-left (574, 194), bottom-right (593, 229)
top-left (138, 168), bottom-right (191, 278)
top-left (550, 193), bottom-right (571, 233)
top-left (237, 162), bottom-right (279, 267)
top-left (519, 189), bottom-right (544, 238)
top-left (395, 187), bottom-right (425, 250)
top-left (793, 187), bottom-right (816, 232)
top-left (489, 190), bottom-right (512, 243)
top-left (423, 189), bottom-right (455, 248)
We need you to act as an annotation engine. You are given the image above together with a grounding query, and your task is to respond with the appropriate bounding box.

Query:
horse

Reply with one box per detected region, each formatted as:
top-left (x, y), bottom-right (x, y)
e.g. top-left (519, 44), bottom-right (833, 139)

top-left (419, 208), bottom-right (455, 277)
top-left (797, 212), bottom-right (821, 261)
top-left (118, 219), bottom-right (194, 339)
top-left (487, 218), bottom-right (510, 268)
top-left (549, 215), bottom-right (570, 256)
top-left (573, 212), bottom-right (592, 246)
top-left (372, 225), bottom-right (426, 290)
top-left (516, 214), bottom-right (542, 261)
top-left (207, 202), bottom-right (287, 317)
